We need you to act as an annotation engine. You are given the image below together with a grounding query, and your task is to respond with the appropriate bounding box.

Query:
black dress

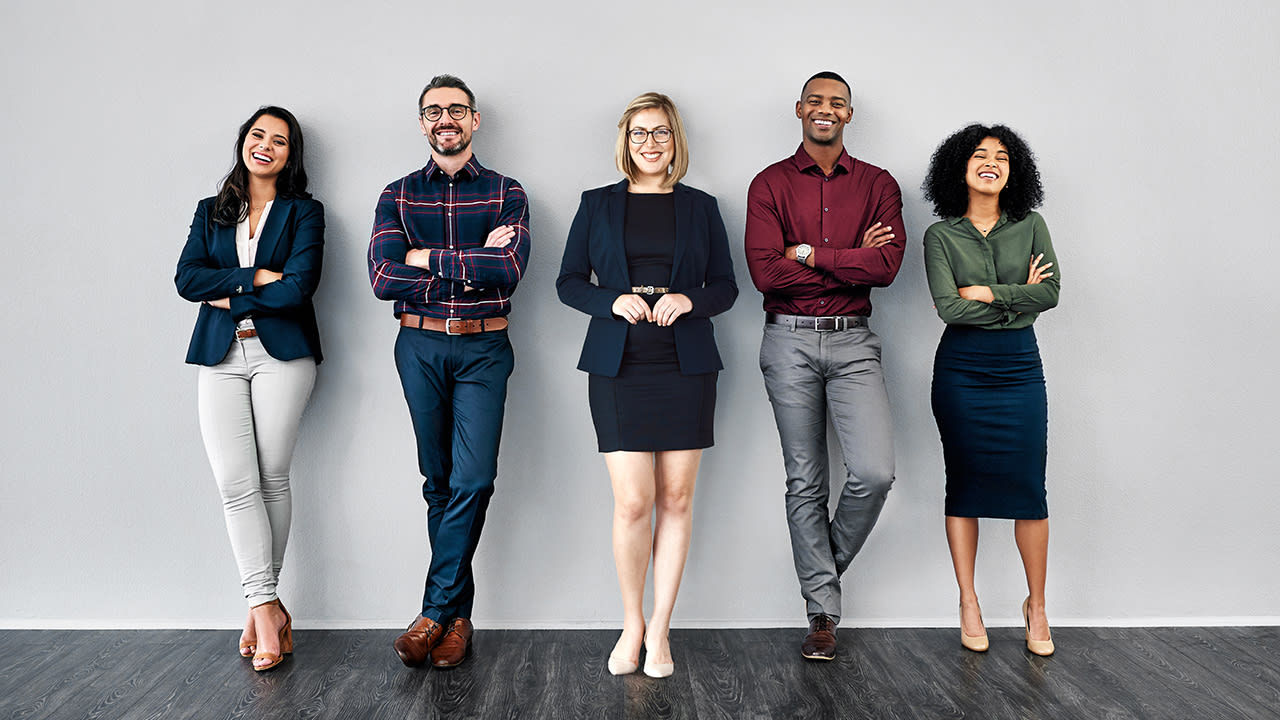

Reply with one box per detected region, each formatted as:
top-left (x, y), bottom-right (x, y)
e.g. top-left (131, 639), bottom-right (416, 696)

top-left (588, 193), bottom-right (716, 452)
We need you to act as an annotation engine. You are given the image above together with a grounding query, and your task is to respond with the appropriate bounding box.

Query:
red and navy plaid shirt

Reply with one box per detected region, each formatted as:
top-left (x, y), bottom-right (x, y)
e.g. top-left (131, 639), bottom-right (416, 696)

top-left (368, 156), bottom-right (531, 319)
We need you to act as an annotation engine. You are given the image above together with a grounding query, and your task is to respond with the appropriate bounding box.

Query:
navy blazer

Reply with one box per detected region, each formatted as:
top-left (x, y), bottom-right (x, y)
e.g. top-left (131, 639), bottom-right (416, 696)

top-left (175, 196), bottom-right (325, 366)
top-left (557, 181), bottom-right (737, 377)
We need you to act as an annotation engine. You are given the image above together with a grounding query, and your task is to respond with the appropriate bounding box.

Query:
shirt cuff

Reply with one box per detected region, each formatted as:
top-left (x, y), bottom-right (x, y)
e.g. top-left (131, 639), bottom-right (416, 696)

top-left (990, 284), bottom-right (1012, 310)
top-left (811, 246), bottom-right (835, 273)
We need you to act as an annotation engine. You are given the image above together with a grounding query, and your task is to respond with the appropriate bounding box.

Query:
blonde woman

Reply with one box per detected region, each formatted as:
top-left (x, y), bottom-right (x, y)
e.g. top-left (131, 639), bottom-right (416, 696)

top-left (556, 93), bottom-right (737, 678)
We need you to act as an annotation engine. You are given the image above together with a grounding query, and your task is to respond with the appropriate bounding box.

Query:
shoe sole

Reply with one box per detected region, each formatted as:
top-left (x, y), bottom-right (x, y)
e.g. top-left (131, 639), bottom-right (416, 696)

top-left (801, 653), bottom-right (835, 661)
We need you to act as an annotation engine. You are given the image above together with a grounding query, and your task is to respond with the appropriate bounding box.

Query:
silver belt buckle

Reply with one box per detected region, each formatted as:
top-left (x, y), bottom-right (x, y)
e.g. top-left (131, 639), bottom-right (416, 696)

top-left (445, 318), bottom-right (464, 335)
top-left (641, 285), bottom-right (656, 295)
top-left (814, 317), bottom-right (837, 332)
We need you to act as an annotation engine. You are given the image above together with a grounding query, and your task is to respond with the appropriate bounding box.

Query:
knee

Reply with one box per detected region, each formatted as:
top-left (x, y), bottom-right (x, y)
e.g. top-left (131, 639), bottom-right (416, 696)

top-left (614, 494), bottom-right (654, 525)
top-left (857, 468), bottom-right (894, 499)
top-left (259, 474), bottom-right (291, 503)
top-left (655, 485), bottom-right (694, 516)
top-left (215, 473), bottom-right (258, 507)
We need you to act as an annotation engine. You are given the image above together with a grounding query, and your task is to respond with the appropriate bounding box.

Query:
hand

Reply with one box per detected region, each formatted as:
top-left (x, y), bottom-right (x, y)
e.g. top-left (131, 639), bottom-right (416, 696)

top-left (652, 293), bottom-right (692, 327)
top-left (405, 248), bottom-right (432, 269)
top-left (958, 286), bottom-right (995, 303)
top-left (1026, 253), bottom-right (1054, 284)
top-left (484, 225), bottom-right (516, 248)
top-left (611, 294), bottom-right (654, 325)
top-left (861, 222), bottom-right (895, 248)
top-left (253, 269), bottom-right (283, 286)
top-left (205, 297), bottom-right (231, 310)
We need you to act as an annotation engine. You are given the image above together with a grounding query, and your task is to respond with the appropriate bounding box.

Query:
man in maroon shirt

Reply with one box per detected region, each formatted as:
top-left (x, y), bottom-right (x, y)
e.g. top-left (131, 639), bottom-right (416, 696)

top-left (745, 71), bottom-right (906, 660)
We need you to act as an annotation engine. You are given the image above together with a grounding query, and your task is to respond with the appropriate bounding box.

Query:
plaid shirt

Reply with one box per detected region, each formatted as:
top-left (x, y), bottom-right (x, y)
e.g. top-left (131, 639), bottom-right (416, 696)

top-left (368, 156), bottom-right (531, 319)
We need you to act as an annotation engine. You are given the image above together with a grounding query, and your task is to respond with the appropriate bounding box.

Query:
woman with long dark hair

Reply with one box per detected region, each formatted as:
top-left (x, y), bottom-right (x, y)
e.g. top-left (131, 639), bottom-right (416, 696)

top-left (922, 123), bottom-right (1060, 656)
top-left (175, 106), bottom-right (324, 671)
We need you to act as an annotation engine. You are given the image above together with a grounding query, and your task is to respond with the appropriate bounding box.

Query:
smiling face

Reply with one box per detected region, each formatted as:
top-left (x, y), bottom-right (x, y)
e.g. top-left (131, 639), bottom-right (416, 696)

top-left (627, 107), bottom-right (673, 184)
top-left (240, 114), bottom-right (291, 182)
top-left (419, 86), bottom-right (478, 158)
top-left (796, 77), bottom-right (852, 146)
top-left (965, 136), bottom-right (1011, 196)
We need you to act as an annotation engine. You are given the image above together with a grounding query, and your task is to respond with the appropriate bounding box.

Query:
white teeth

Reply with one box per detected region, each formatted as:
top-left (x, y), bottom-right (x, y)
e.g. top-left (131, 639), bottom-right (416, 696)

top-left (252, 153), bottom-right (271, 163)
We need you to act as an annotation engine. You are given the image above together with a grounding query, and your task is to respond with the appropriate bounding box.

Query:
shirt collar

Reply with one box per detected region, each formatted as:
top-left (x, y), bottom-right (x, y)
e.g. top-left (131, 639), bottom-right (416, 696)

top-left (424, 155), bottom-right (484, 182)
top-left (791, 144), bottom-right (854, 176)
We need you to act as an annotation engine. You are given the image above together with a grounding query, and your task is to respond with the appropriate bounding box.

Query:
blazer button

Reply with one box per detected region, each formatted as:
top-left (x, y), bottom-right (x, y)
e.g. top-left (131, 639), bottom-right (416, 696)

top-left (235, 285), bottom-right (243, 294)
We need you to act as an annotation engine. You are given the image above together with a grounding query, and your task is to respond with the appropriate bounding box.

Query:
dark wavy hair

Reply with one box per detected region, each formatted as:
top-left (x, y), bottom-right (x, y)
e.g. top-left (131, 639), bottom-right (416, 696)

top-left (212, 106), bottom-right (310, 227)
top-left (922, 123), bottom-right (1043, 221)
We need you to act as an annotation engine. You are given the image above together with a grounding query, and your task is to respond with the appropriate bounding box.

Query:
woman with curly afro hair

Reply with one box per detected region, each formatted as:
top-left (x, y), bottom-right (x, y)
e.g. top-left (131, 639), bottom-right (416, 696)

top-left (921, 124), bottom-right (1060, 656)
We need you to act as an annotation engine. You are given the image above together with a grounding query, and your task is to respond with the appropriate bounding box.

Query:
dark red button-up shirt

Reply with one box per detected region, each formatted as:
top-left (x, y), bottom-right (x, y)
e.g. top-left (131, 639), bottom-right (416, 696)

top-left (745, 145), bottom-right (905, 317)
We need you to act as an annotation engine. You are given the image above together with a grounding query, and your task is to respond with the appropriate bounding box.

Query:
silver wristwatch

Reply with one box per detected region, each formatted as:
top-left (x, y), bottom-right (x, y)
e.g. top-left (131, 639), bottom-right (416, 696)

top-left (795, 243), bottom-right (813, 264)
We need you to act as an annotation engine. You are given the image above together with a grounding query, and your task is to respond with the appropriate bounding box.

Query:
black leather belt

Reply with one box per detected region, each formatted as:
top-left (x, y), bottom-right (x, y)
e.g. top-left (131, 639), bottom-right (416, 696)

top-left (765, 312), bottom-right (868, 331)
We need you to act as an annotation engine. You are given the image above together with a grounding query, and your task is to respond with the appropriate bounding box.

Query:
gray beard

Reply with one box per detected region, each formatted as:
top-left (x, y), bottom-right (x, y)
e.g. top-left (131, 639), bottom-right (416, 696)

top-left (430, 133), bottom-right (471, 157)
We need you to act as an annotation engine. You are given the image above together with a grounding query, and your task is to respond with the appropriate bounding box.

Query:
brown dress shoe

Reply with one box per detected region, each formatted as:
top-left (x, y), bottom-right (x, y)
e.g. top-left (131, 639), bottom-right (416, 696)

top-left (801, 614), bottom-right (837, 660)
top-left (431, 618), bottom-right (474, 668)
top-left (394, 615), bottom-right (444, 667)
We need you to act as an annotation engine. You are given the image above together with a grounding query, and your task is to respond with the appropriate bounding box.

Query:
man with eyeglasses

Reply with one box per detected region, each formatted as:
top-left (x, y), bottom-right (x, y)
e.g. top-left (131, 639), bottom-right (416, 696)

top-left (745, 71), bottom-right (905, 661)
top-left (368, 73), bottom-right (531, 670)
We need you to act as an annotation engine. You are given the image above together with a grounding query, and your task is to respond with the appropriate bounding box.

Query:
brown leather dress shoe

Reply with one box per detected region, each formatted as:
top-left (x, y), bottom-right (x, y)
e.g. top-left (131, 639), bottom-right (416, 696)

top-left (801, 614), bottom-right (837, 660)
top-left (431, 618), bottom-right (473, 668)
top-left (394, 615), bottom-right (444, 667)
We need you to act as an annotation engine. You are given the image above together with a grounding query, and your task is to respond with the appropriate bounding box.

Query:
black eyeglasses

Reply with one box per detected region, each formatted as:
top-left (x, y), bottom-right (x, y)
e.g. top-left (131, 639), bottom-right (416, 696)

top-left (628, 127), bottom-right (672, 145)
top-left (420, 104), bottom-right (473, 122)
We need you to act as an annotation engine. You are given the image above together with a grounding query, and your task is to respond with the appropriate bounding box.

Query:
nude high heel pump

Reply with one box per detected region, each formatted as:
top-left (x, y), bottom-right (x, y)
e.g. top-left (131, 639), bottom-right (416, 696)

top-left (960, 603), bottom-right (989, 652)
top-left (1022, 597), bottom-right (1054, 657)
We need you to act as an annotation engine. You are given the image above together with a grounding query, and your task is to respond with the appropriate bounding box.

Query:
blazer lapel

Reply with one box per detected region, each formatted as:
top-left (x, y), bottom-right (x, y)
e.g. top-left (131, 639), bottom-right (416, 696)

top-left (669, 184), bottom-right (691, 287)
top-left (252, 198), bottom-right (291, 267)
top-left (213, 220), bottom-right (238, 268)
top-left (607, 181), bottom-right (629, 285)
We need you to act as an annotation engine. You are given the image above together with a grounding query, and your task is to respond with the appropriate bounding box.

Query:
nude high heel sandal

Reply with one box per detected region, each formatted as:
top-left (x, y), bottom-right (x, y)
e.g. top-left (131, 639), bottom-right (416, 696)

top-left (252, 600), bottom-right (293, 672)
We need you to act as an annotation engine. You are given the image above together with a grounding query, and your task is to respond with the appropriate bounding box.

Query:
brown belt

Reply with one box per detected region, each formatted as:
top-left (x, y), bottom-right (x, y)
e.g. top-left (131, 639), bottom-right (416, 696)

top-left (235, 328), bottom-right (258, 339)
top-left (400, 314), bottom-right (509, 335)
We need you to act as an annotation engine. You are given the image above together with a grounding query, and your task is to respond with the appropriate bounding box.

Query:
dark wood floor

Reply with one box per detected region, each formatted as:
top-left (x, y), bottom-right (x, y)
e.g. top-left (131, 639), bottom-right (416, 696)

top-left (1, 626), bottom-right (1275, 719)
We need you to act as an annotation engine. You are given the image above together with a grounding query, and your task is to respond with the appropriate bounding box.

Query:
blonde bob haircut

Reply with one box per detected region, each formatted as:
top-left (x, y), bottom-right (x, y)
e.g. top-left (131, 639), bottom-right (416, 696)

top-left (615, 92), bottom-right (689, 189)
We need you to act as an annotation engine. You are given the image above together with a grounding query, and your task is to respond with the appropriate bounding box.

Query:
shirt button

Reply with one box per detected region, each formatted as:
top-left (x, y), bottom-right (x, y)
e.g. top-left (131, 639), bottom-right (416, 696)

top-left (824, 238), bottom-right (829, 243)
top-left (820, 300), bottom-right (826, 305)
top-left (824, 208), bottom-right (829, 212)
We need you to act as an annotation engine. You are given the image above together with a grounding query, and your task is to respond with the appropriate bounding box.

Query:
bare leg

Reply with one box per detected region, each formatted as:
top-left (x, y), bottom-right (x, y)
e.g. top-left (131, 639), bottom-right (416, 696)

top-left (1015, 518), bottom-right (1050, 641)
top-left (646, 449), bottom-right (702, 665)
top-left (945, 516), bottom-right (984, 636)
top-left (604, 451), bottom-right (657, 664)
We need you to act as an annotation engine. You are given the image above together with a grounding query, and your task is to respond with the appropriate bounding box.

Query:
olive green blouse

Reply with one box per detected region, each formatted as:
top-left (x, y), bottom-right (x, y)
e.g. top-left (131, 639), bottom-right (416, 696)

top-left (923, 211), bottom-right (1060, 330)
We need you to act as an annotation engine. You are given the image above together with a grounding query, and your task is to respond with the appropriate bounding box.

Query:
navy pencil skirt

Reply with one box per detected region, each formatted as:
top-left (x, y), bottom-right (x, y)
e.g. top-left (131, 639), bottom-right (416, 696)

top-left (931, 325), bottom-right (1048, 519)
top-left (589, 361), bottom-right (716, 453)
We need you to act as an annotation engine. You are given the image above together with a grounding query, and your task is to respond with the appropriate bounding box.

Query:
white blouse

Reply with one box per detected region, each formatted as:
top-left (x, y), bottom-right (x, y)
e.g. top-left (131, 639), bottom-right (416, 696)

top-left (234, 200), bottom-right (272, 330)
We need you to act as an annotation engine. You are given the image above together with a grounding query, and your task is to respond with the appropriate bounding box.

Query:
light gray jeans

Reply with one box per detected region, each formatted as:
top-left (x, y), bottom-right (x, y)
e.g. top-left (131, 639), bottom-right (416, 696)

top-left (759, 322), bottom-right (895, 624)
top-left (198, 336), bottom-right (316, 607)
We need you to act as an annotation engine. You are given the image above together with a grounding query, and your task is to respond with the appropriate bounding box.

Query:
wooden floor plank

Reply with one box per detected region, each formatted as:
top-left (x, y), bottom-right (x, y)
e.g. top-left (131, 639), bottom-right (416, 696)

top-left (2, 626), bottom-right (1277, 720)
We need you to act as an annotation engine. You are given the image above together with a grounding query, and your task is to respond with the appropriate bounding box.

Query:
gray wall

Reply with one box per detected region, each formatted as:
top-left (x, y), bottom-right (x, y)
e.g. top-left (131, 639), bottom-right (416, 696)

top-left (2, 0), bottom-right (1277, 629)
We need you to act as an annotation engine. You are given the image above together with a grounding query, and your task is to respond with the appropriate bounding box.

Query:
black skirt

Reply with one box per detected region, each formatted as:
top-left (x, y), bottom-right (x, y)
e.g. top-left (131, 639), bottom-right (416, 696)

top-left (589, 361), bottom-right (716, 453)
top-left (931, 325), bottom-right (1048, 519)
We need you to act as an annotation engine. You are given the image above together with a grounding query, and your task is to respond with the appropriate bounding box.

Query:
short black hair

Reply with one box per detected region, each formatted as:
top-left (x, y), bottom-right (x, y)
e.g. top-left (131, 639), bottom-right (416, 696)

top-left (418, 74), bottom-right (476, 111)
top-left (801, 71), bottom-right (851, 100)
top-left (922, 123), bottom-right (1044, 221)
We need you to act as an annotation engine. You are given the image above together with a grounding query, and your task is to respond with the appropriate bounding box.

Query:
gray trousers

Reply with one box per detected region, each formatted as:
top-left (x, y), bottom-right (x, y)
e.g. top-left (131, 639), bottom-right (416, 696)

top-left (198, 336), bottom-right (316, 607)
top-left (759, 322), bottom-right (894, 623)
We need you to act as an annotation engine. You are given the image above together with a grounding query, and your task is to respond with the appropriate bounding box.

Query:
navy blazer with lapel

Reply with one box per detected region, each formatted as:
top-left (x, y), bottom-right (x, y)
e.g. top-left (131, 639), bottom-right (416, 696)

top-left (175, 196), bottom-right (325, 365)
top-left (557, 181), bottom-right (737, 377)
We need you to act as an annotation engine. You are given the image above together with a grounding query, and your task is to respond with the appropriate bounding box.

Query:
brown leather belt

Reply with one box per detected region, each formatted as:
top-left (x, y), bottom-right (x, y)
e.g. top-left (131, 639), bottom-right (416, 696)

top-left (235, 328), bottom-right (258, 339)
top-left (765, 312), bottom-right (868, 331)
top-left (400, 314), bottom-right (508, 335)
